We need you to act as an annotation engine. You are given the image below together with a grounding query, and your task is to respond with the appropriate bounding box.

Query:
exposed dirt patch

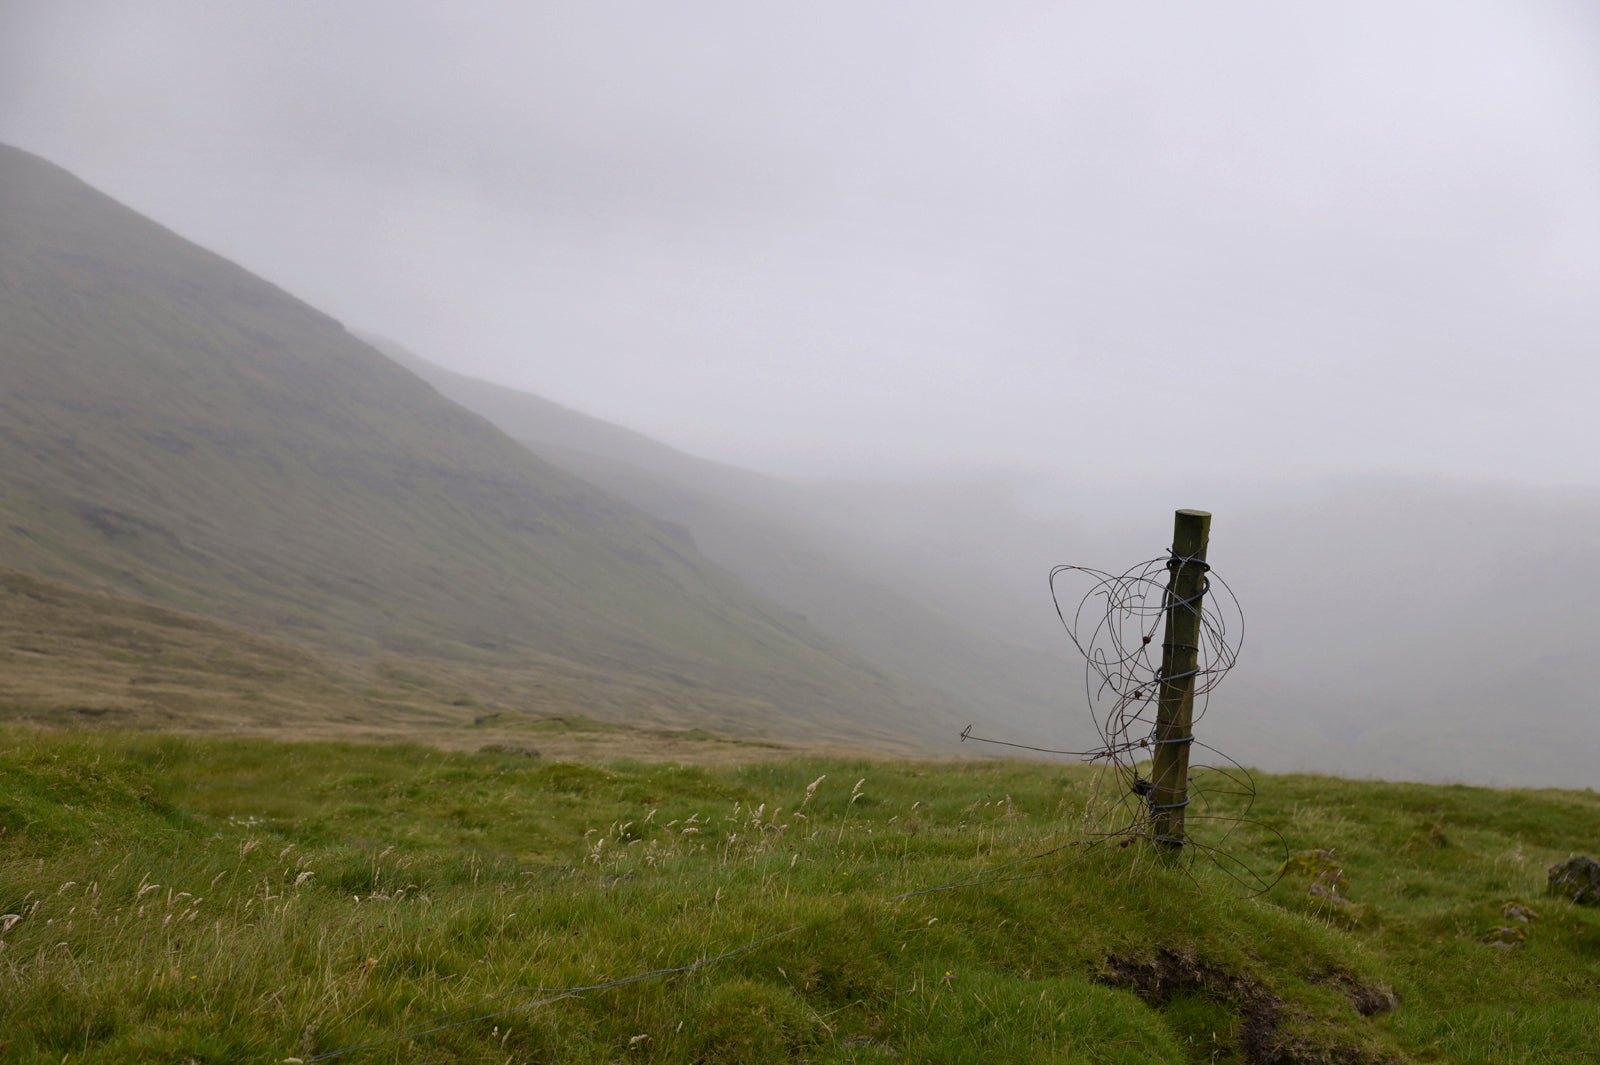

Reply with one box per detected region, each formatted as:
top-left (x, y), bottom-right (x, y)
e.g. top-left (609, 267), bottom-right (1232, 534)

top-left (1103, 948), bottom-right (1284, 1063)
top-left (1309, 968), bottom-right (1399, 1018)
top-left (1101, 948), bottom-right (1402, 1065)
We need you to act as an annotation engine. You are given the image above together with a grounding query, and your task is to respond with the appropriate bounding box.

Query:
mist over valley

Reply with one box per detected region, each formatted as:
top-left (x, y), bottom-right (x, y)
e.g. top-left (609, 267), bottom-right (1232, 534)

top-left (3, 8), bottom-right (1600, 1060)
top-left (0, 118), bottom-right (1591, 790)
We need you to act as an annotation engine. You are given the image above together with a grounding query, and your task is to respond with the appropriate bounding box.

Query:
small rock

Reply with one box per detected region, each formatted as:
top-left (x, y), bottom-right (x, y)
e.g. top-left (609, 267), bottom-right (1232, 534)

top-left (1307, 882), bottom-right (1347, 903)
top-left (1310, 966), bottom-right (1399, 1016)
top-left (1546, 856), bottom-right (1600, 905)
top-left (1501, 901), bottom-right (1538, 923)
top-left (1478, 926), bottom-right (1527, 948)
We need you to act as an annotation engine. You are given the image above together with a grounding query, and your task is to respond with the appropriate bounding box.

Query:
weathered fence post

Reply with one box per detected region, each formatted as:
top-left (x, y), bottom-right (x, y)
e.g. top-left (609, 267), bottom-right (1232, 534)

top-left (1149, 509), bottom-right (1210, 852)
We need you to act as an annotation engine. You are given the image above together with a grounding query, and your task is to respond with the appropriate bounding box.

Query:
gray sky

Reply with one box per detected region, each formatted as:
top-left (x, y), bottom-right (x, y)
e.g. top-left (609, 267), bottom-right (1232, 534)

top-left (5, 1), bottom-right (1599, 490)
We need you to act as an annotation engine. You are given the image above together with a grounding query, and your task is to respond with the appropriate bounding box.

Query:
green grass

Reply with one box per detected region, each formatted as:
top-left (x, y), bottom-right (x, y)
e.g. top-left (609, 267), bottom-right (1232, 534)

top-left (1, 730), bottom-right (1597, 1063)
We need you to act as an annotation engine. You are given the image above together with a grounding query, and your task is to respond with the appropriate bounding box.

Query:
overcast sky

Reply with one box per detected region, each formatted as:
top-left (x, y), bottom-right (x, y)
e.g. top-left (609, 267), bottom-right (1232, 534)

top-left (4, 1), bottom-right (1599, 491)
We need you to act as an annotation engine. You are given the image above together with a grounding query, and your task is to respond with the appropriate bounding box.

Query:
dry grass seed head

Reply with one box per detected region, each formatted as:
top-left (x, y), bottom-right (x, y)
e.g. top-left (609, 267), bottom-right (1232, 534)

top-left (802, 775), bottom-right (826, 806)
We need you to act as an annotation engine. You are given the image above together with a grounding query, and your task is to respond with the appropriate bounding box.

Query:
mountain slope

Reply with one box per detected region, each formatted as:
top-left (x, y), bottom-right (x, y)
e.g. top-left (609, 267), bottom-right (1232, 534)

top-left (0, 142), bottom-right (960, 749)
top-left (370, 337), bottom-right (1088, 747)
top-left (368, 341), bottom-right (1600, 787)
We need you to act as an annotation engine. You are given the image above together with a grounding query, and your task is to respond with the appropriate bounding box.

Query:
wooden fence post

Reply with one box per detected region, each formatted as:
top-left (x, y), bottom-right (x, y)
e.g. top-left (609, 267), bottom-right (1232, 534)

top-left (1149, 509), bottom-right (1211, 851)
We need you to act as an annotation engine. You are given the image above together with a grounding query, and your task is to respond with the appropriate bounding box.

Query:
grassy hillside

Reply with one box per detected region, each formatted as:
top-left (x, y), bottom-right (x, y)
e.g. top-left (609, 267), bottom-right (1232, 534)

top-left (0, 567), bottom-right (895, 761)
top-left (370, 337), bottom-right (1085, 750)
top-left (1, 729), bottom-right (1596, 1062)
top-left (0, 143), bottom-right (962, 749)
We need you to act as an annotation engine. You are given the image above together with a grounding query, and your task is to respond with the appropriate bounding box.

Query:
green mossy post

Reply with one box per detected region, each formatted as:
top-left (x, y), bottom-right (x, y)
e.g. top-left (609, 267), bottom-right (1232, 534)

top-left (1149, 509), bottom-right (1211, 852)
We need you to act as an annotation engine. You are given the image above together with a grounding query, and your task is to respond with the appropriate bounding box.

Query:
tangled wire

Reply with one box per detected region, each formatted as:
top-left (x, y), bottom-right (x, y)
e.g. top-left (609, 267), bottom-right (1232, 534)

top-left (1048, 554), bottom-right (1242, 774)
top-left (953, 545), bottom-right (1280, 893)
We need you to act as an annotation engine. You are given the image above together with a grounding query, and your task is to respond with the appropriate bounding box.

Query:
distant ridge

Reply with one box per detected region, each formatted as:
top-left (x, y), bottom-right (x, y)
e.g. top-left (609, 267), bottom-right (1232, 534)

top-left (371, 339), bottom-right (1600, 789)
top-left (367, 335), bottom-right (1087, 745)
top-left (373, 337), bottom-right (710, 484)
top-left (0, 142), bottom-right (964, 749)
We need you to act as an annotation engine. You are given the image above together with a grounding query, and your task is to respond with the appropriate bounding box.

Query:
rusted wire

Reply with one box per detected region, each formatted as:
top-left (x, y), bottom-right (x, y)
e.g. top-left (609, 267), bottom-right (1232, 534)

top-left (956, 546), bottom-right (1282, 894)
